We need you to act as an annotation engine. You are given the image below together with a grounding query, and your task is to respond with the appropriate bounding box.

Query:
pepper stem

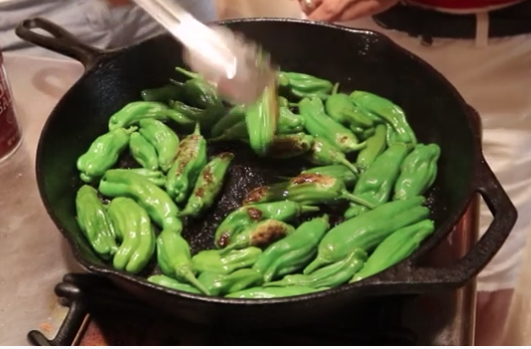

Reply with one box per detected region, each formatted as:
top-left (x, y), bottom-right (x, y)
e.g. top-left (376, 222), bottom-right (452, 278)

top-left (175, 67), bottom-right (200, 80)
top-left (177, 267), bottom-right (211, 296)
top-left (341, 192), bottom-right (376, 209)
top-left (303, 256), bottom-right (330, 275)
top-left (262, 280), bottom-right (286, 287)
top-left (340, 159), bottom-right (360, 175)
top-left (300, 205), bottom-right (321, 213)
top-left (332, 82), bottom-right (340, 95)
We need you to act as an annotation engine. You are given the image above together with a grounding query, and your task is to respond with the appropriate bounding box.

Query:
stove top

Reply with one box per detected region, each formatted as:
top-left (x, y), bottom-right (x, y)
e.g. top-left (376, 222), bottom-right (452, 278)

top-left (28, 197), bottom-right (478, 346)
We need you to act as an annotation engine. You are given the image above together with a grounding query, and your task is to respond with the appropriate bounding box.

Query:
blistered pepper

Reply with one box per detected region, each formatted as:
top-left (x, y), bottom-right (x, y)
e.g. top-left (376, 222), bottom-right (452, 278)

top-left (301, 165), bottom-right (357, 189)
top-left (98, 169), bottom-right (181, 231)
top-left (299, 97), bottom-right (364, 153)
top-left (180, 152), bottom-right (234, 218)
top-left (265, 250), bottom-right (367, 288)
top-left (221, 219), bottom-right (295, 253)
top-left (107, 197), bottom-right (156, 274)
top-left (278, 71), bottom-right (333, 99)
top-left (261, 133), bottom-right (314, 159)
top-left (108, 101), bottom-right (171, 131)
top-left (192, 247), bottom-right (262, 274)
top-left (350, 91), bottom-right (417, 146)
top-left (325, 93), bottom-right (374, 129)
top-left (138, 119), bottom-right (180, 172)
top-left (394, 143), bottom-right (441, 201)
top-left (147, 274), bottom-right (201, 294)
top-left (243, 174), bottom-right (375, 208)
top-left (166, 123), bottom-right (208, 204)
top-left (75, 185), bottom-right (118, 259)
top-left (304, 196), bottom-right (429, 274)
top-left (345, 143), bottom-right (409, 218)
top-left (198, 268), bottom-right (264, 296)
top-left (253, 215), bottom-right (330, 283)
top-left (226, 285), bottom-right (324, 299)
top-left (351, 219), bottom-right (435, 282)
top-left (245, 83), bottom-right (278, 156)
top-left (210, 105), bottom-right (246, 138)
top-left (156, 226), bottom-right (210, 295)
top-left (278, 106), bottom-right (305, 134)
top-left (356, 124), bottom-right (387, 172)
top-left (122, 168), bottom-right (166, 187)
top-left (214, 201), bottom-right (319, 248)
top-left (141, 84), bottom-right (183, 102)
top-left (306, 137), bottom-right (359, 175)
top-left (77, 127), bottom-right (135, 183)
top-left (129, 132), bottom-right (159, 171)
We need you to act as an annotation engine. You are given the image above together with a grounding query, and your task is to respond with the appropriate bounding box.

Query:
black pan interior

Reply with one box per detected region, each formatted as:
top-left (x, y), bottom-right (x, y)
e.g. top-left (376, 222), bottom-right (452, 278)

top-left (38, 19), bottom-right (479, 283)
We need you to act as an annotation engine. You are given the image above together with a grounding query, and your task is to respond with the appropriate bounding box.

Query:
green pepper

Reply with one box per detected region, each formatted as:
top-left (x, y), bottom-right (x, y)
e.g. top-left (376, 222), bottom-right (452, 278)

top-left (175, 67), bottom-right (222, 109)
top-left (394, 143), bottom-right (441, 201)
top-left (171, 100), bottom-right (225, 130)
top-left (156, 227), bottom-right (210, 295)
top-left (98, 169), bottom-right (180, 231)
top-left (166, 123), bottom-right (208, 204)
top-left (138, 119), bottom-right (180, 172)
top-left (180, 152), bottom-right (234, 218)
top-left (108, 101), bottom-right (170, 131)
top-left (278, 71), bottom-right (333, 99)
top-left (210, 105), bottom-right (246, 138)
top-left (245, 83), bottom-right (278, 157)
top-left (325, 93), bottom-right (374, 129)
top-left (75, 185), bottom-right (118, 259)
top-left (243, 174), bottom-right (375, 208)
top-left (77, 127), bottom-right (135, 183)
top-left (107, 197), bottom-right (156, 274)
top-left (192, 247), bottom-right (262, 274)
top-left (301, 165), bottom-right (357, 189)
top-left (147, 274), bottom-right (201, 294)
top-left (170, 100), bottom-right (204, 120)
top-left (198, 269), bottom-right (264, 296)
top-left (265, 250), bottom-right (367, 288)
top-left (129, 132), bottom-right (159, 171)
top-left (351, 219), bottom-right (435, 282)
top-left (304, 196), bottom-right (429, 274)
top-left (305, 137), bottom-right (359, 174)
top-left (278, 106), bottom-right (305, 134)
top-left (356, 124), bottom-right (387, 171)
top-left (226, 285), bottom-right (323, 299)
top-left (259, 133), bottom-right (313, 159)
top-left (299, 97), bottom-right (364, 153)
top-left (221, 219), bottom-right (295, 253)
top-left (253, 215), bottom-right (330, 283)
top-left (141, 84), bottom-right (183, 102)
top-left (214, 201), bottom-right (319, 248)
top-left (350, 91), bottom-right (417, 146)
top-left (345, 143), bottom-right (409, 218)
top-left (209, 121), bottom-right (248, 142)
top-left (121, 168), bottom-right (166, 187)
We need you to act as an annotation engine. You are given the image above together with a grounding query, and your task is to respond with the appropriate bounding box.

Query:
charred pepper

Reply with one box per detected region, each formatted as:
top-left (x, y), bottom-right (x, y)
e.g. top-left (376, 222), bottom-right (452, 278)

top-left (301, 165), bottom-right (357, 189)
top-left (325, 93), bottom-right (374, 129)
top-left (220, 219), bottom-right (295, 253)
top-left (166, 123), bottom-right (208, 204)
top-left (198, 268), bottom-right (264, 296)
top-left (138, 119), bottom-right (180, 172)
top-left (350, 91), bottom-right (417, 146)
top-left (394, 143), bottom-right (441, 201)
top-left (192, 247), bottom-right (262, 274)
top-left (108, 101), bottom-right (171, 131)
top-left (214, 201), bottom-right (319, 248)
top-left (351, 219), bottom-right (435, 282)
top-left (345, 143), bottom-right (409, 218)
top-left (107, 197), bottom-right (156, 274)
top-left (77, 127), bottom-right (135, 183)
top-left (278, 71), bottom-right (333, 99)
top-left (129, 131), bottom-right (159, 171)
top-left (306, 137), bottom-right (359, 174)
top-left (253, 215), bottom-right (330, 283)
top-left (299, 97), bottom-right (364, 153)
top-left (147, 274), bottom-right (201, 294)
top-left (180, 152), bottom-right (234, 218)
top-left (98, 169), bottom-right (180, 231)
top-left (261, 133), bottom-right (314, 159)
top-left (245, 83), bottom-right (278, 156)
top-left (265, 250), bottom-right (367, 288)
top-left (304, 196), bottom-right (429, 274)
top-left (226, 285), bottom-right (324, 299)
top-left (75, 185), bottom-right (118, 259)
top-left (356, 124), bottom-right (387, 171)
top-left (243, 174), bottom-right (375, 208)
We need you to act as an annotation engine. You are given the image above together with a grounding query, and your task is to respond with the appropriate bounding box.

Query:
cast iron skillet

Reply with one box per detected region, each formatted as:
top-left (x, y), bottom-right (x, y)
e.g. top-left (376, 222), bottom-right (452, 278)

top-left (16, 17), bottom-right (516, 327)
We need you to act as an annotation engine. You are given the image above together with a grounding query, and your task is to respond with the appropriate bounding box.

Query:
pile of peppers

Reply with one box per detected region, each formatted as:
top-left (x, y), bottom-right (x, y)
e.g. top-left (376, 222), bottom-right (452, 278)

top-left (74, 66), bottom-right (441, 299)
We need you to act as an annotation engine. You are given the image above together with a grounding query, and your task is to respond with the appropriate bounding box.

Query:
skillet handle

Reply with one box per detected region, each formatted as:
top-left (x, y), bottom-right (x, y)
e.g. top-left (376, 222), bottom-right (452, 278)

top-left (15, 17), bottom-right (105, 70)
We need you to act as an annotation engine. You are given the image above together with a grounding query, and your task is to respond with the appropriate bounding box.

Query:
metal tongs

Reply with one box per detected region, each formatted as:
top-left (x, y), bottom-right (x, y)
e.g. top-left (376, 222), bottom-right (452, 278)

top-left (132, 0), bottom-right (277, 105)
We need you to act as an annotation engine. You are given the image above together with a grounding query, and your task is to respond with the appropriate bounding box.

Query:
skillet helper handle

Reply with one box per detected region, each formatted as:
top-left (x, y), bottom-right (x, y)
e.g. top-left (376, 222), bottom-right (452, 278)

top-left (15, 17), bottom-right (105, 70)
top-left (399, 158), bottom-right (517, 291)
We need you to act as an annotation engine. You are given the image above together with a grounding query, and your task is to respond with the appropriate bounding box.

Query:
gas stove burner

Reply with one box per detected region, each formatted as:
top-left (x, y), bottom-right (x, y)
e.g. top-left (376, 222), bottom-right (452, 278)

top-left (28, 273), bottom-right (418, 346)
